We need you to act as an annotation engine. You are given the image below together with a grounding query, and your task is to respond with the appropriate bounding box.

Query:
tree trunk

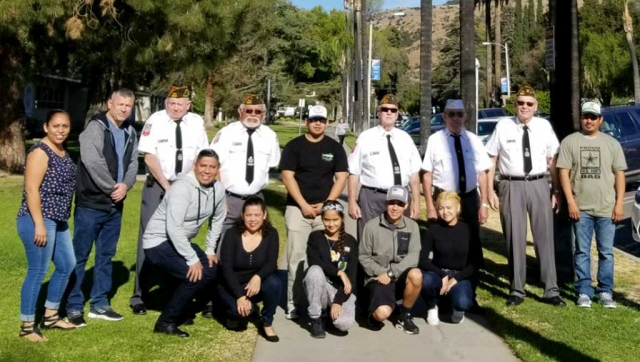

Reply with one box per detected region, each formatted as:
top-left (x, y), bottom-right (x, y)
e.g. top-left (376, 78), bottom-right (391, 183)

top-left (623, 0), bottom-right (640, 104)
top-left (461, 0), bottom-right (477, 133)
top-left (420, 0), bottom-right (433, 155)
top-left (354, 2), bottom-right (363, 133)
top-left (485, 1), bottom-right (493, 107)
top-left (0, 36), bottom-right (26, 173)
top-left (204, 70), bottom-right (215, 127)
top-left (494, 0), bottom-right (502, 100)
top-left (361, 0), bottom-right (369, 129)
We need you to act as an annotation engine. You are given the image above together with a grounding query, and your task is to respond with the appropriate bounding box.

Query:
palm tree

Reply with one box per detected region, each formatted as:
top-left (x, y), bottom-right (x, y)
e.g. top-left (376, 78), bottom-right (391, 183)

top-left (623, 0), bottom-right (640, 104)
top-left (419, 0), bottom-right (433, 154)
top-left (461, 0), bottom-right (476, 133)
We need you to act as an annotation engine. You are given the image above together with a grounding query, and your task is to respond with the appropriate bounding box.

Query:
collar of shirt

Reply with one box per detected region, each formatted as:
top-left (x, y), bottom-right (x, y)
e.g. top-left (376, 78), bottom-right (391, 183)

top-left (513, 116), bottom-right (541, 131)
top-left (240, 123), bottom-right (263, 136)
top-left (443, 127), bottom-right (468, 140)
top-left (376, 125), bottom-right (397, 139)
top-left (164, 111), bottom-right (192, 124)
top-left (379, 214), bottom-right (407, 230)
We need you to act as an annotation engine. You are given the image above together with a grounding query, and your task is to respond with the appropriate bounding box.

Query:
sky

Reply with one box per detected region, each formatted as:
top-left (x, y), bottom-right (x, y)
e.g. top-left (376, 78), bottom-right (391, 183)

top-left (291, 0), bottom-right (449, 11)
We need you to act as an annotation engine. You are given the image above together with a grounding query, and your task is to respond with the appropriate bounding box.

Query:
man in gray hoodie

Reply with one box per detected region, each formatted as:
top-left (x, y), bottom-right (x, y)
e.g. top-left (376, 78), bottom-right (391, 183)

top-left (143, 149), bottom-right (226, 338)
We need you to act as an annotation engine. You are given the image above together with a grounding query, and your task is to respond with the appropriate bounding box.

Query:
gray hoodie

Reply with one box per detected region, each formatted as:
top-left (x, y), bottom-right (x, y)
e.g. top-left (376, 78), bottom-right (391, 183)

top-left (142, 172), bottom-right (226, 265)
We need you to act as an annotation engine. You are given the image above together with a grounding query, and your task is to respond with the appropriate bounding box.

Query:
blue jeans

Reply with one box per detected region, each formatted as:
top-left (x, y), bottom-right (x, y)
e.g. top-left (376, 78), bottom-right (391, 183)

top-left (217, 274), bottom-right (282, 327)
top-left (145, 241), bottom-right (217, 326)
top-left (420, 270), bottom-right (473, 311)
top-left (18, 214), bottom-right (75, 322)
top-left (66, 206), bottom-right (122, 313)
top-left (573, 212), bottom-right (615, 297)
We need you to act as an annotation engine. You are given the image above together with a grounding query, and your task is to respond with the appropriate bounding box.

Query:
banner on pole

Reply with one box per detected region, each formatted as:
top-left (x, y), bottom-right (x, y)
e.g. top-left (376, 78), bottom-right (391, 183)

top-left (371, 59), bottom-right (381, 81)
top-left (500, 77), bottom-right (508, 95)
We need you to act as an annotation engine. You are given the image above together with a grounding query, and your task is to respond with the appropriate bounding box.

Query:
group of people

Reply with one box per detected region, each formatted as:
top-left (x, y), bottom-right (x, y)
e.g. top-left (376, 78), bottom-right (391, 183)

top-left (16, 83), bottom-right (626, 344)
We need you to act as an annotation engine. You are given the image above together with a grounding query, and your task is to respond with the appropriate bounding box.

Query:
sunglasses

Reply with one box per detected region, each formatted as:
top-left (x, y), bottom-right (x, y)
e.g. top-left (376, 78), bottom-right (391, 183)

top-left (308, 118), bottom-right (327, 124)
top-left (581, 113), bottom-right (600, 121)
top-left (244, 109), bottom-right (263, 115)
top-left (516, 101), bottom-right (536, 107)
top-left (447, 111), bottom-right (464, 118)
top-left (380, 107), bottom-right (399, 113)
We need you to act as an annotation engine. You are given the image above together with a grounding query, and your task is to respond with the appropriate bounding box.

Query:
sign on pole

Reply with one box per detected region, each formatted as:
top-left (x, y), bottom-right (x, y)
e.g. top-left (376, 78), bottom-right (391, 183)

top-left (545, 27), bottom-right (555, 71)
top-left (371, 59), bottom-right (381, 81)
top-left (500, 77), bottom-right (508, 95)
top-left (298, 98), bottom-right (306, 108)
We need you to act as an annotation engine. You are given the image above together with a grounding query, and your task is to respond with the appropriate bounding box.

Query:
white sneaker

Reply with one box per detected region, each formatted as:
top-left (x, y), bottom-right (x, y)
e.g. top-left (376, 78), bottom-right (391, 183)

top-left (598, 292), bottom-right (617, 309)
top-left (576, 294), bottom-right (592, 308)
top-left (426, 306), bottom-right (439, 326)
top-left (285, 308), bottom-right (299, 320)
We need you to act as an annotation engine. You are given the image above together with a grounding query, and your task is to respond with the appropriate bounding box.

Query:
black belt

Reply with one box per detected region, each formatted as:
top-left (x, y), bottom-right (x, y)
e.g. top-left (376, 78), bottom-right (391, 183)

top-left (226, 191), bottom-right (256, 200)
top-left (362, 185), bottom-right (389, 194)
top-left (434, 186), bottom-right (477, 197)
top-left (500, 174), bottom-right (545, 181)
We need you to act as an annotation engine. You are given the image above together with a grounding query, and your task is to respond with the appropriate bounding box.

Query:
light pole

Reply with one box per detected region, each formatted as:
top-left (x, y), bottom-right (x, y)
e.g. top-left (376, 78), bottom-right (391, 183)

top-left (482, 41), bottom-right (510, 98)
top-left (475, 58), bottom-right (480, 134)
top-left (367, 12), bottom-right (405, 129)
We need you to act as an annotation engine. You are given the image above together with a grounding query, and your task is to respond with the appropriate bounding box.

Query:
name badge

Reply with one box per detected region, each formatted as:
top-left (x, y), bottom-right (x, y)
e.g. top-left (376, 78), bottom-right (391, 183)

top-left (506, 139), bottom-right (516, 144)
top-left (158, 139), bottom-right (168, 143)
top-left (232, 142), bottom-right (243, 146)
top-left (369, 151), bottom-right (380, 156)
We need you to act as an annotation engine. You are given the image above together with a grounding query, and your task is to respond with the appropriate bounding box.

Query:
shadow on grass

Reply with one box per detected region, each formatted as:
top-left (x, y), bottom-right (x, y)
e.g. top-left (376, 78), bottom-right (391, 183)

top-left (263, 187), bottom-right (287, 220)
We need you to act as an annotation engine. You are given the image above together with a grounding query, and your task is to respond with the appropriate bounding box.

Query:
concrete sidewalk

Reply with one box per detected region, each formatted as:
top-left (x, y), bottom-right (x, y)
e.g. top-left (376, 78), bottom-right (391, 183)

top-left (251, 124), bottom-right (519, 362)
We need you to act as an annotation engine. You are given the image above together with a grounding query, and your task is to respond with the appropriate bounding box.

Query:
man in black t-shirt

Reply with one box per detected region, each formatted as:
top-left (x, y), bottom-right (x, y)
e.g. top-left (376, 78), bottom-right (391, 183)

top-left (280, 105), bottom-right (349, 320)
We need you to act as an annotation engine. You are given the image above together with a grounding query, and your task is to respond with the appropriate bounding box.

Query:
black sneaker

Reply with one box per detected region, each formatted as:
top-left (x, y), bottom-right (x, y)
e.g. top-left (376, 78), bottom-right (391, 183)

top-left (201, 303), bottom-right (214, 319)
top-left (367, 314), bottom-right (384, 331)
top-left (395, 311), bottom-right (420, 335)
top-left (309, 318), bottom-right (326, 339)
top-left (67, 311), bottom-right (86, 328)
top-left (88, 306), bottom-right (124, 321)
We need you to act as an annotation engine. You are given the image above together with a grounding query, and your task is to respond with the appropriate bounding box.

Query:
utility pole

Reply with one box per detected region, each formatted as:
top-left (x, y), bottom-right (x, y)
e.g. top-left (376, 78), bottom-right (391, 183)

top-left (361, 0), bottom-right (369, 130)
top-left (460, 0), bottom-right (476, 134)
top-left (419, 0), bottom-right (433, 155)
top-left (354, 0), bottom-right (363, 134)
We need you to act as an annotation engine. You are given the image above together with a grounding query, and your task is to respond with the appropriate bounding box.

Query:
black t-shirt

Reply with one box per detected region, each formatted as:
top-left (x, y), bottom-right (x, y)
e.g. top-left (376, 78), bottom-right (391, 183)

top-left (418, 220), bottom-right (478, 281)
top-left (279, 135), bottom-right (348, 207)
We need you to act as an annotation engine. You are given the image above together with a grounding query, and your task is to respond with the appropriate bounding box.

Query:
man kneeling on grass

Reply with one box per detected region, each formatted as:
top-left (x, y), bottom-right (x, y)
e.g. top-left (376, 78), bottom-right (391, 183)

top-left (142, 149), bottom-right (226, 338)
top-left (359, 186), bottom-right (422, 335)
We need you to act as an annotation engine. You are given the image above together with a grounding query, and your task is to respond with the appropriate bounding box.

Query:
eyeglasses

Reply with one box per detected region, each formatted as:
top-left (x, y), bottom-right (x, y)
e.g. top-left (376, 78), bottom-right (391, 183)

top-left (447, 111), bottom-right (464, 118)
top-left (244, 109), bottom-right (263, 115)
top-left (379, 107), bottom-right (399, 113)
top-left (308, 118), bottom-right (327, 124)
top-left (516, 101), bottom-right (536, 107)
top-left (581, 113), bottom-right (600, 121)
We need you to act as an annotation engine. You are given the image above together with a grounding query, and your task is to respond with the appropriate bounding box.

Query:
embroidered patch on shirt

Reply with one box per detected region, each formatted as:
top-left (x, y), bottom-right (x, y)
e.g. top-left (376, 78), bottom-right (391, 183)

top-left (142, 123), bottom-right (152, 136)
top-left (213, 133), bottom-right (221, 144)
top-left (322, 153), bottom-right (334, 162)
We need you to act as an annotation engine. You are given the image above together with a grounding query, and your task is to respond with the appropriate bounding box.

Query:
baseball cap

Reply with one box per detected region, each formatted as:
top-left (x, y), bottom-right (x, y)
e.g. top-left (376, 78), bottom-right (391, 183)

top-left (581, 101), bottom-right (601, 116)
top-left (308, 105), bottom-right (328, 120)
top-left (386, 186), bottom-right (408, 204)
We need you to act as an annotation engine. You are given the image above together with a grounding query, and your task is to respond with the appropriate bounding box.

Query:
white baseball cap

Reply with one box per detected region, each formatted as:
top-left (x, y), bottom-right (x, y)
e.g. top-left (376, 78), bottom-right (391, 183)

top-left (308, 105), bottom-right (328, 120)
top-left (581, 101), bottom-right (601, 116)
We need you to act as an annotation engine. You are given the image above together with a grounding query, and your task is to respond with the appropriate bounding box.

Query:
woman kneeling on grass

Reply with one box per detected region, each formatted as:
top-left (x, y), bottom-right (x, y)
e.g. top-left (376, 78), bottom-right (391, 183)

top-left (303, 201), bottom-right (358, 338)
top-left (419, 191), bottom-right (479, 326)
top-left (17, 110), bottom-right (77, 342)
top-left (218, 196), bottom-right (281, 342)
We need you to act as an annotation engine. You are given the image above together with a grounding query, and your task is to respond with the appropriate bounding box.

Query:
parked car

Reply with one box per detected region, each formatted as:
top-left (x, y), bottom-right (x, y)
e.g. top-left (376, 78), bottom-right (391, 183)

top-left (478, 107), bottom-right (509, 119)
top-left (632, 187), bottom-right (640, 242)
top-left (600, 105), bottom-right (640, 183)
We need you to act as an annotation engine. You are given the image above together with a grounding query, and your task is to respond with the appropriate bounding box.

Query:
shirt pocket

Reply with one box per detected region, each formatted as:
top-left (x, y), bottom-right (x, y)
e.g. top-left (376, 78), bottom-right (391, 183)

top-left (396, 231), bottom-right (411, 256)
top-left (362, 151), bottom-right (381, 174)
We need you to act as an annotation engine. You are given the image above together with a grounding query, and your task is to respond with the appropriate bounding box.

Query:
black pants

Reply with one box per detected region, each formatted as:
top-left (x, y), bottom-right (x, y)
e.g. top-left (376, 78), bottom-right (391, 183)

top-left (217, 274), bottom-right (282, 327)
top-left (145, 241), bottom-right (216, 326)
top-left (338, 135), bottom-right (346, 145)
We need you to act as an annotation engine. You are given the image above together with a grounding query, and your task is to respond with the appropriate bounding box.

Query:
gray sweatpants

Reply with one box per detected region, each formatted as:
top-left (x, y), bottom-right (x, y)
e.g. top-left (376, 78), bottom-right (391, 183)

top-left (285, 206), bottom-right (324, 312)
top-left (498, 178), bottom-right (559, 298)
top-left (303, 265), bottom-right (356, 332)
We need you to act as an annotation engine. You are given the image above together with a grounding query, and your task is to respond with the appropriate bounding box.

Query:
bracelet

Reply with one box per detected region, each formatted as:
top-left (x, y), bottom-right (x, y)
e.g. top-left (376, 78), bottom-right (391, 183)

top-left (481, 203), bottom-right (489, 208)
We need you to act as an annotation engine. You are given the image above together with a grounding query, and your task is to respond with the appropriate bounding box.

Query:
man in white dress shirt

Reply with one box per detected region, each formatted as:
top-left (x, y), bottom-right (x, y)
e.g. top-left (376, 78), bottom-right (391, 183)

top-left (485, 86), bottom-right (565, 308)
top-left (422, 99), bottom-right (491, 277)
top-left (348, 94), bottom-right (422, 240)
top-left (131, 84), bottom-right (209, 314)
top-left (211, 94), bottom-right (280, 235)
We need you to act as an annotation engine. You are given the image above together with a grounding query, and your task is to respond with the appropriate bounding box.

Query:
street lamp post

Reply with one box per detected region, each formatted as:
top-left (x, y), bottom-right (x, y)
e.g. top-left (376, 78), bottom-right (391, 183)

top-left (483, 41), bottom-right (510, 98)
top-left (475, 58), bottom-right (480, 134)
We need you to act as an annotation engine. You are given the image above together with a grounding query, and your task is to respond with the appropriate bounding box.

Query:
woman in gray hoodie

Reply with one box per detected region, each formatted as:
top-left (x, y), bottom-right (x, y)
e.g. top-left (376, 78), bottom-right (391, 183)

top-left (143, 149), bottom-right (226, 338)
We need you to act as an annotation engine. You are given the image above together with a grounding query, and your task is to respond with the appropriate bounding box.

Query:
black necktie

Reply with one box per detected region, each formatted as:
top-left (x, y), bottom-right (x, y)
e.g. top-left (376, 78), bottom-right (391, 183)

top-left (175, 119), bottom-right (183, 175)
top-left (246, 129), bottom-right (255, 184)
top-left (452, 134), bottom-right (466, 194)
top-left (523, 125), bottom-right (532, 175)
top-left (387, 134), bottom-right (402, 186)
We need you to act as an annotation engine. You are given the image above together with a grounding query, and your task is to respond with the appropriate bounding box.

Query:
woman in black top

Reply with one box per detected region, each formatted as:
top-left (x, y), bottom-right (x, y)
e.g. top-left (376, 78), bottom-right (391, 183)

top-left (303, 201), bottom-right (358, 338)
top-left (419, 192), bottom-right (478, 325)
top-left (218, 197), bottom-right (281, 342)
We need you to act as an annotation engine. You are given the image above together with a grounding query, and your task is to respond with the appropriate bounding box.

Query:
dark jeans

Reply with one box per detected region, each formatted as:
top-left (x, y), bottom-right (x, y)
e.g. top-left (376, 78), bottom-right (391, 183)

top-left (145, 241), bottom-right (217, 326)
top-left (421, 270), bottom-right (473, 312)
top-left (67, 206), bottom-right (122, 313)
top-left (217, 273), bottom-right (281, 327)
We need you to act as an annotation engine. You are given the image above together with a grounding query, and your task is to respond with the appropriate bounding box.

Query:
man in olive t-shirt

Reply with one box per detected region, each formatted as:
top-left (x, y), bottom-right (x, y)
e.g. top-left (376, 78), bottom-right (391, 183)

top-left (557, 101), bottom-right (627, 309)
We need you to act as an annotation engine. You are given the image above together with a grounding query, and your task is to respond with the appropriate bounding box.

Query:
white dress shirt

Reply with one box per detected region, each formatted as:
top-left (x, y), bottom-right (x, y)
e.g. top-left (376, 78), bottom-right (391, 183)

top-left (138, 110), bottom-right (209, 181)
top-left (422, 128), bottom-right (492, 192)
top-left (348, 126), bottom-right (422, 189)
top-left (211, 121), bottom-right (280, 195)
top-left (485, 116), bottom-right (560, 176)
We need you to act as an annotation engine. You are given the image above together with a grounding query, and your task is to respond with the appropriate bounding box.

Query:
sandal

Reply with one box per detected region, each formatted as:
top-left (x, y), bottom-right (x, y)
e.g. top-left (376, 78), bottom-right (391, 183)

top-left (42, 313), bottom-right (75, 330)
top-left (19, 324), bottom-right (48, 342)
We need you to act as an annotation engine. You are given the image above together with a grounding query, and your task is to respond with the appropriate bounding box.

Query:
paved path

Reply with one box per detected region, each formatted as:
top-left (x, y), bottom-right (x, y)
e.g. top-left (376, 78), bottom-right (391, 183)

top-left (252, 124), bottom-right (518, 362)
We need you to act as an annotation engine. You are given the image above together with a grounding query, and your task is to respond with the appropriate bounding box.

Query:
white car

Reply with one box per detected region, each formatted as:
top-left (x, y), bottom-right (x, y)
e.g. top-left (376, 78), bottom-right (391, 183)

top-left (632, 187), bottom-right (640, 242)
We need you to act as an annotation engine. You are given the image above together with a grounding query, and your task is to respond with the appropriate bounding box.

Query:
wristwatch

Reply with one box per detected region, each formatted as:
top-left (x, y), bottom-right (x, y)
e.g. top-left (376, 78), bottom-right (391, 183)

top-left (386, 269), bottom-right (396, 280)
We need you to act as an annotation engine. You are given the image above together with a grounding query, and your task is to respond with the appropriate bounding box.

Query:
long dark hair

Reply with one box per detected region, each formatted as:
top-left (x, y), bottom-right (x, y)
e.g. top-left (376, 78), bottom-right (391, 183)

top-left (234, 196), bottom-right (272, 237)
top-left (321, 200), bottom-right (347, 254)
